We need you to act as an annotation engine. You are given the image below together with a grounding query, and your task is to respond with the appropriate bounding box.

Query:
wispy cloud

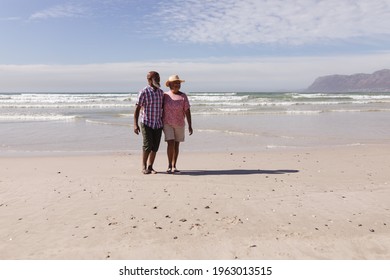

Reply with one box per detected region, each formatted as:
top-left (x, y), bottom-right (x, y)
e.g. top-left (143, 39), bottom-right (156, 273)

top-left (29, 4), bottom-right (88, 20)
top-left (152, 0), bottom-right (390, 45)
top-left (0, 17), bottom-right (21, 21)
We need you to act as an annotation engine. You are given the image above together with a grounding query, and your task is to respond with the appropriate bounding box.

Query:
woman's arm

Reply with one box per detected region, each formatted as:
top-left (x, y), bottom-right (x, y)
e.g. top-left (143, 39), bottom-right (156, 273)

top-left (185, 109), bottom-right (193, 135)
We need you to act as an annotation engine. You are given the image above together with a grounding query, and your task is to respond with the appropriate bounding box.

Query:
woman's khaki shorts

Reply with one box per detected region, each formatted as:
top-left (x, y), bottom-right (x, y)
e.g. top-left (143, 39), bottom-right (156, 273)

top-left (163, 124), bottom-right (185, 142)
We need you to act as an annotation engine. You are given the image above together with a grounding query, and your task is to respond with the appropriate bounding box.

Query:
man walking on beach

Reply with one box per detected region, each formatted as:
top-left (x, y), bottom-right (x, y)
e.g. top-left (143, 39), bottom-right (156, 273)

top-left (134, 71), bottom-right (164, 174)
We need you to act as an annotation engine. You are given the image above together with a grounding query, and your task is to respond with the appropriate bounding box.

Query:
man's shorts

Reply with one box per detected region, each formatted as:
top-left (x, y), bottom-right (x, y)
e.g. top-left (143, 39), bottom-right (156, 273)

top-left (141, 123), bottom-right (162, 152)
top-left (163, 124), bottom-right (185, 142)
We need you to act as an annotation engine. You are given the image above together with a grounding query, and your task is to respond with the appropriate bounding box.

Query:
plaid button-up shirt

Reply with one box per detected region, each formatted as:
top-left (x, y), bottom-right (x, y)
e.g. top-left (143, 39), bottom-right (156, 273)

top-left (136, 85), bottom-right (164, 129)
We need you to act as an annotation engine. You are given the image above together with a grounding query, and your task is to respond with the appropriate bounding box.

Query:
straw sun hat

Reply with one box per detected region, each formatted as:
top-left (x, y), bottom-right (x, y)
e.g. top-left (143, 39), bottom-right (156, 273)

top-left (165, 75), bottom-right (185, 87)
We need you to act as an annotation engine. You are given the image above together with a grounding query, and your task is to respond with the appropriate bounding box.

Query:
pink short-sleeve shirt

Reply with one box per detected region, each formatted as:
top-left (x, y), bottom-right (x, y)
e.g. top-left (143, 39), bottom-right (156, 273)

top-left (163, 91), bottom-right (190, 127)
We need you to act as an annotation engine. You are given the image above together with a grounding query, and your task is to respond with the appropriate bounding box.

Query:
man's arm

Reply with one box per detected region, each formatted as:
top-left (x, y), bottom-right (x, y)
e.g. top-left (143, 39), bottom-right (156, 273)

top-left (134, 105), bottom-right (141, 135)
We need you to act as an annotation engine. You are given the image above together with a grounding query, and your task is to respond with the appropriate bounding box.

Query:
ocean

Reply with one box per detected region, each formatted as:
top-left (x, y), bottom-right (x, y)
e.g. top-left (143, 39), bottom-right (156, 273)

top-left (1, 92), bottom-right (390, 156)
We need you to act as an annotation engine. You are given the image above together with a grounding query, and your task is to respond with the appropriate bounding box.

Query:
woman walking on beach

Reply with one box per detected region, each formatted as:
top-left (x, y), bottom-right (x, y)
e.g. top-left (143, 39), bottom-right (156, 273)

top-left (163, 75), bottom-right (193, 173)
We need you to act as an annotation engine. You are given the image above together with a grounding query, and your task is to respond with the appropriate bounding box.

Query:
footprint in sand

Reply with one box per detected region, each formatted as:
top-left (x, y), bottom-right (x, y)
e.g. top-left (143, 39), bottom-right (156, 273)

top-left (217, 216), bottom-right (243, 226)
top-left (189, 223), bottom-right (202, 230)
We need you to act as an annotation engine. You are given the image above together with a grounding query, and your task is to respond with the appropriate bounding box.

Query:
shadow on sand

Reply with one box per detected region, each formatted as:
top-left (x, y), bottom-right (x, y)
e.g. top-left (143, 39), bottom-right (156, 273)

top-left (179, 169), bottom-right (299, 176)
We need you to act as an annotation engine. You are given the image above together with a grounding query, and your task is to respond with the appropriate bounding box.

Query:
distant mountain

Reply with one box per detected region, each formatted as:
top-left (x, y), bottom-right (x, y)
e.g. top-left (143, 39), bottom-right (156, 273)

top-left (306, 69), bottom-right (390, 92)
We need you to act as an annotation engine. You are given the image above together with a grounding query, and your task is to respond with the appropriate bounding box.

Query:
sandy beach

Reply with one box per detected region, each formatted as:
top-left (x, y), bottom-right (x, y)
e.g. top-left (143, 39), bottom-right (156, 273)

top-left (1, 144), bottom-right (389, 259)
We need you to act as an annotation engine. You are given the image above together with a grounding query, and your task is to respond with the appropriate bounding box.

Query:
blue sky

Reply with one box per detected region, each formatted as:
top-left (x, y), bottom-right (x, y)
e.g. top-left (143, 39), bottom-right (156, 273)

top-left (1, 0), bottom-right (390, 92)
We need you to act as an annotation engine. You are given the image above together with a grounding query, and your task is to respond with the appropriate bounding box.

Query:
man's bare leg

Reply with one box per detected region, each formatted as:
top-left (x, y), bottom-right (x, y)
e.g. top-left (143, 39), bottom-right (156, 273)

top-left (142, 150), bottom-right (151, 174)
top-left (147, 151), bottom-right (157, 174)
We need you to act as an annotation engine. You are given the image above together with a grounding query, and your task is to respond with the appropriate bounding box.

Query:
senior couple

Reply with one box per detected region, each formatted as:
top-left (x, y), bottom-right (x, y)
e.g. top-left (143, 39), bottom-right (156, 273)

top-left (134, 71), bottom-right (193, 174)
